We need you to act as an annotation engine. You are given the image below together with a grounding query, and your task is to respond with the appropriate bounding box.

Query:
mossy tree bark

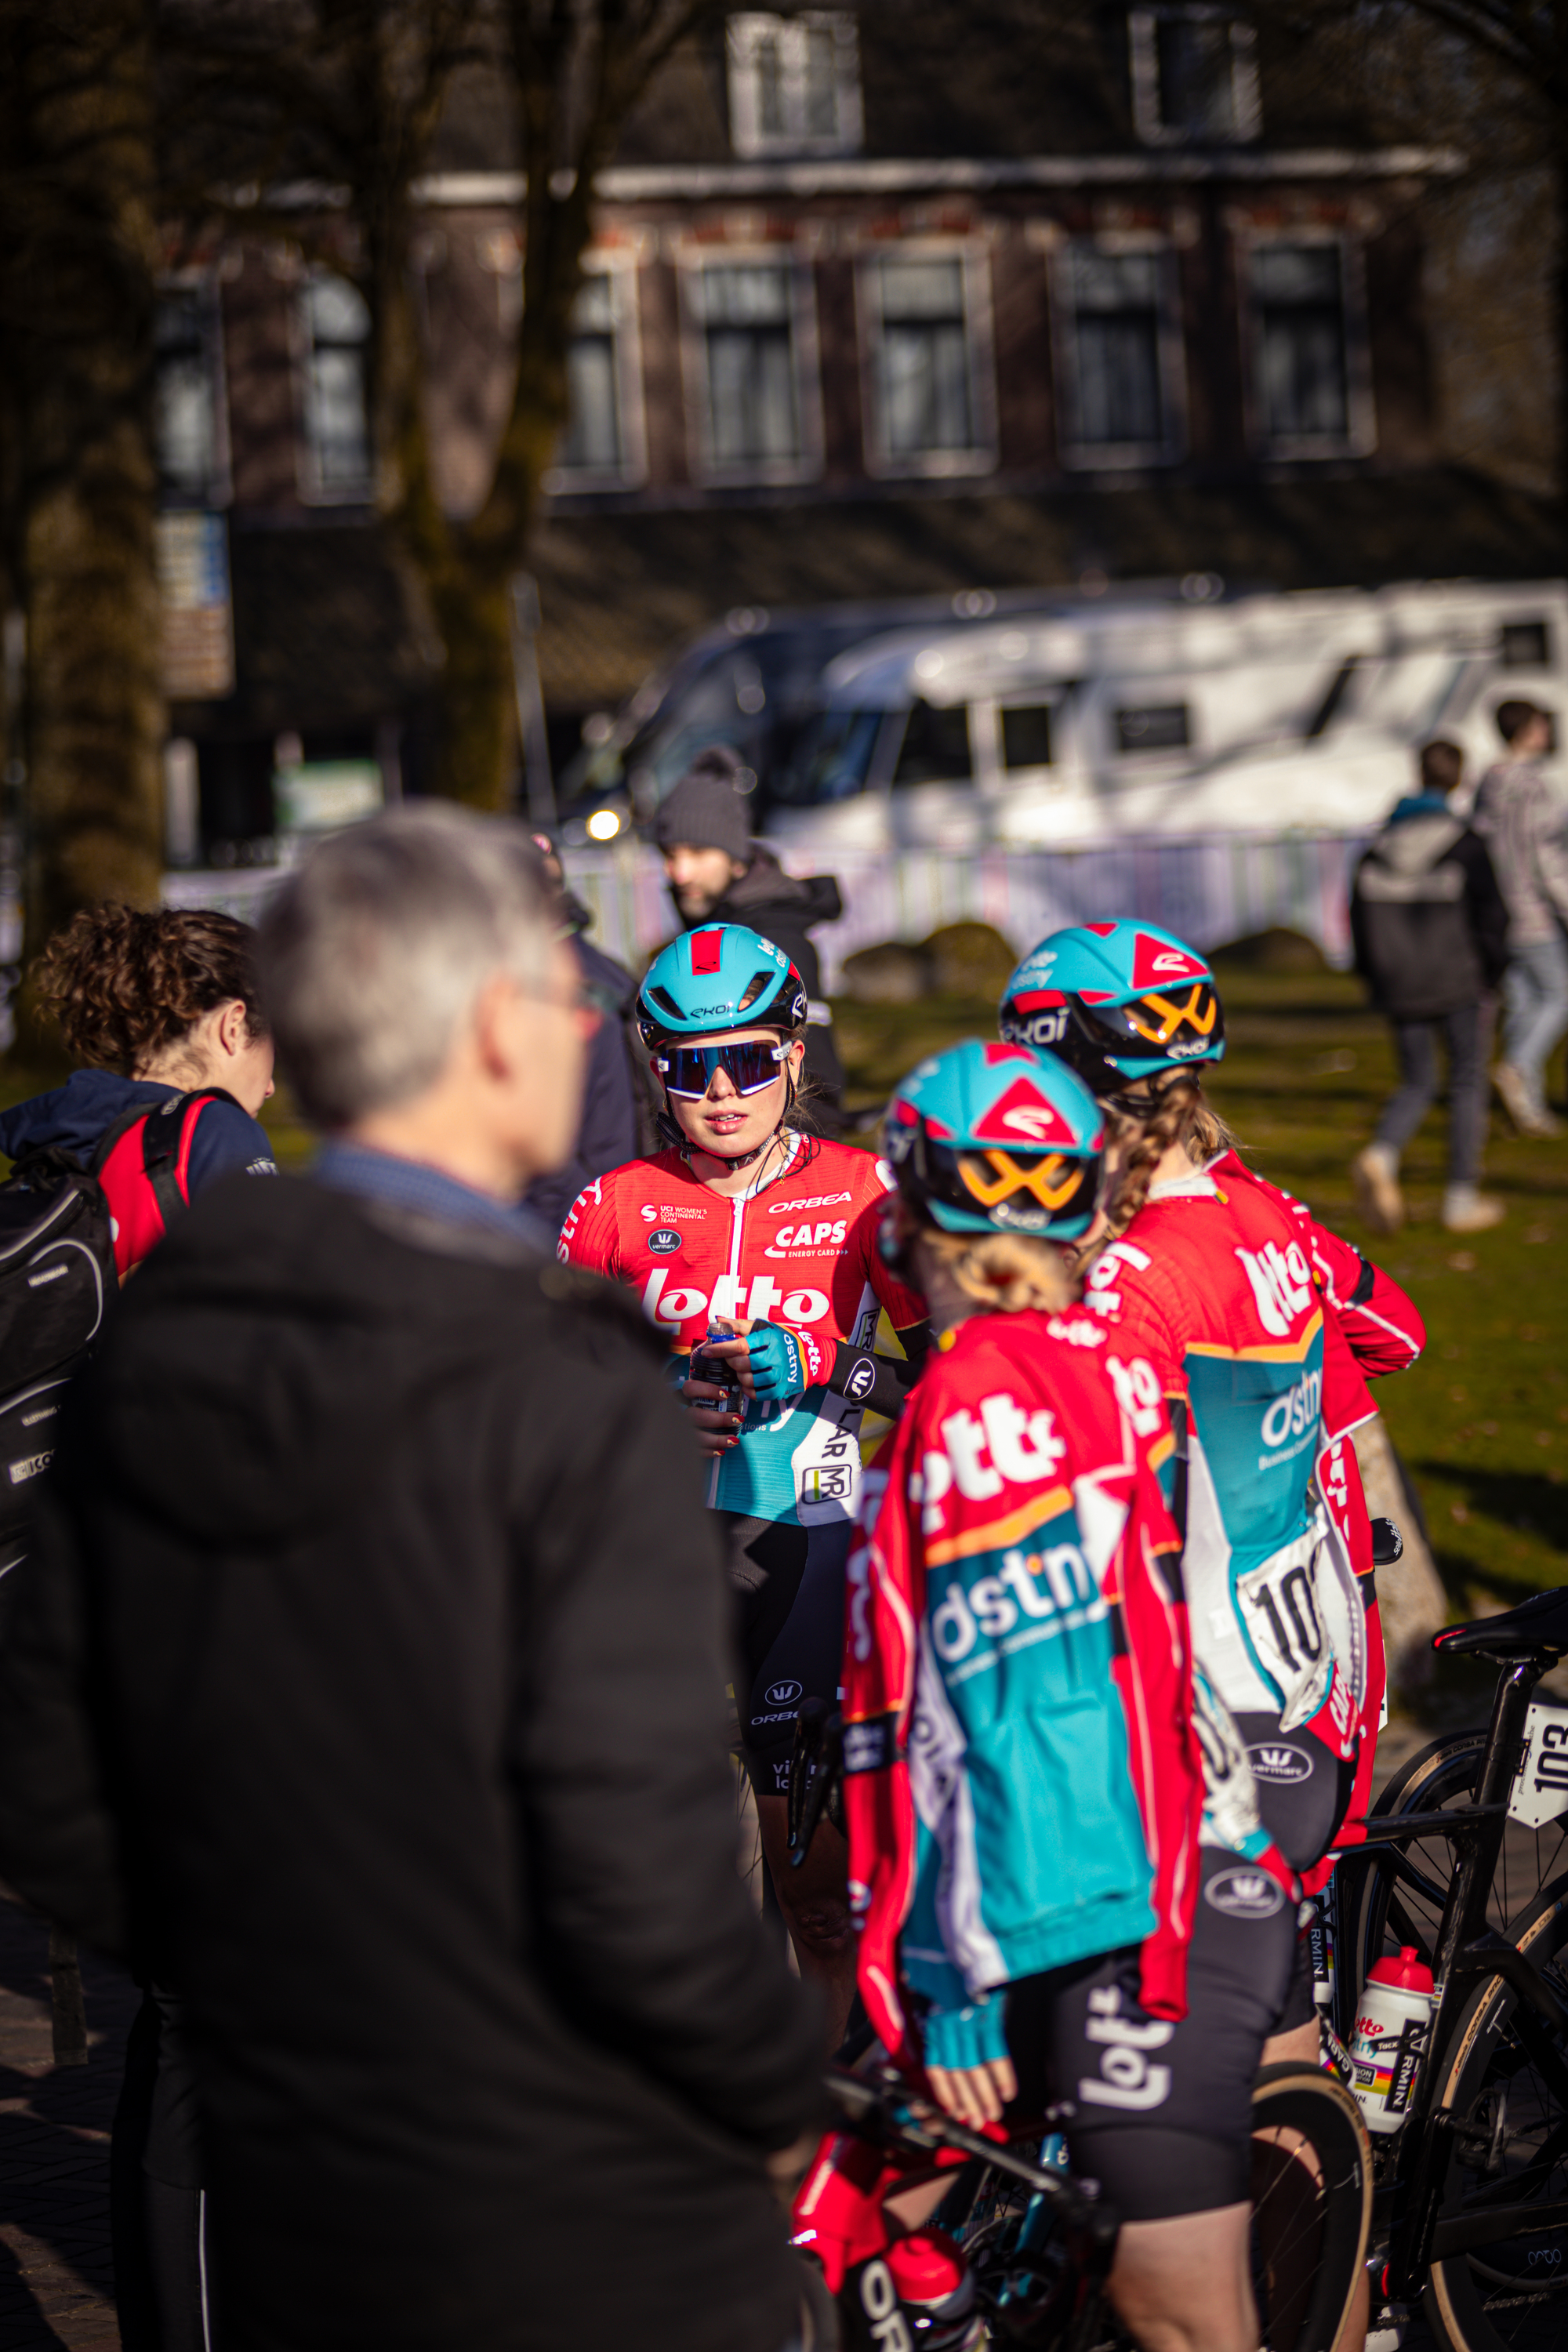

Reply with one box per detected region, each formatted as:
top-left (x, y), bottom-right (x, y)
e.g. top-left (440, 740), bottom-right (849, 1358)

top-left (167, 2), bottom-right (720, 811)
top-left (2, 0), bottom-right (163, 1051)
top-left (373, 0), bottom-right (725, 810)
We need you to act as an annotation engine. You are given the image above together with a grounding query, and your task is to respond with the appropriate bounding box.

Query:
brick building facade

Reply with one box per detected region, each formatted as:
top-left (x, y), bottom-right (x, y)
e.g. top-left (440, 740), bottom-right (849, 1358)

top-left (156, 4), bottom-right (1561, 858)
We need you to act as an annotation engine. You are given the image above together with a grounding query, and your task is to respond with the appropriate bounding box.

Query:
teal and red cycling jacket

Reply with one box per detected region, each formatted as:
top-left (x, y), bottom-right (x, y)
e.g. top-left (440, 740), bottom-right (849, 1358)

top-left (1081, 1152), bottom-right (1425, 1885)
top-left (841, 1305), bottom-right (1207, 2072)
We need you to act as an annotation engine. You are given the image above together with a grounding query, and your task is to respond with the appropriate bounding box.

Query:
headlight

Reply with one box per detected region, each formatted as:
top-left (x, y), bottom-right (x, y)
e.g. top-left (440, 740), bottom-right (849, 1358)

top-left (586, 808), bottom-right (622, 840)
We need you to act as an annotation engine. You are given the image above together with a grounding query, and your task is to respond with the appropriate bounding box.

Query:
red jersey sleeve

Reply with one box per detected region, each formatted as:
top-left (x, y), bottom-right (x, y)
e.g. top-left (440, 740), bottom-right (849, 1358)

top-left (842, 1425), bottom-right (924, 2073)
top-left (1108, 1431), bottom-right (1204, 2020)
top-left (555, 1172), bottom-right (623, 1276)
top-left (847, 1156), bottom-right (926, 1334)
top-left (1237, 1160), bottom-right (1425, 1380)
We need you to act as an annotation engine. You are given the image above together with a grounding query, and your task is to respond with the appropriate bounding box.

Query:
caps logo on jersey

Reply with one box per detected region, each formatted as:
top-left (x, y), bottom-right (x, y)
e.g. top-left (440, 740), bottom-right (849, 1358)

top-left (766, 1678), bottom-right (804, 1708)
top-left (647, 1229), bottom-right (681, 1254)
top-left (971, 1075), bottom-right (1076, 1148)
top-left (1131, 931), bottom-right (1210, 990)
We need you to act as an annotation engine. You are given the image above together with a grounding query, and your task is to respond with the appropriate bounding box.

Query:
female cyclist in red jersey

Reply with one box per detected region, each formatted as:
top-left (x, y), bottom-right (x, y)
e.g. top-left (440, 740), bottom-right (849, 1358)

top-left (822, 1037), bottom-right (1297, 2352)
top-left (557, 922), bottom-right (927, 2038)
top-left (1001, 920), bottom-right (1423, 2350)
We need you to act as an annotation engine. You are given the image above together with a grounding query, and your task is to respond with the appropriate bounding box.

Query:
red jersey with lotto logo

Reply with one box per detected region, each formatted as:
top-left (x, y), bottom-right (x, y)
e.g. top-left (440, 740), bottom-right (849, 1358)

top-left (557, 1135), bottom-right (924, 1526)
top-left (1082, 1153), bottom-right (1424, 1868)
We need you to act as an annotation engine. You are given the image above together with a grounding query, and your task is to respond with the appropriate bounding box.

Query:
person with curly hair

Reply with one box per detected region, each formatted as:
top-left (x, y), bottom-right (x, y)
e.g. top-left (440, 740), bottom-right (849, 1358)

top-left (0, 903), bottom-right (275, 2352)
top-left (0, 906), bottom-right (277, 1251)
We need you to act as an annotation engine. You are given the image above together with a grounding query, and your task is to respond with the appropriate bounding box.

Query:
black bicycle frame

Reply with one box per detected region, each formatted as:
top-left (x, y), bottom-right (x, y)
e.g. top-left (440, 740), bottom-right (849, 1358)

top-left (1330, 1650), bottom-right (1568, 2298)
top-left (823, 2071), bottom-right (1120, 2352)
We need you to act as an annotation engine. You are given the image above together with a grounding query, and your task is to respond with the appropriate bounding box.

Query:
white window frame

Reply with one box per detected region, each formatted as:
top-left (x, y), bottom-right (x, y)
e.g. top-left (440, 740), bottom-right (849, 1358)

top-left (678, 245), bottom-right (825, 487)
top-left (1048, 234), bottom-right (1189, 471)
top-left (543, 253), bottom-right (649, 492)
top-left (154, 270), bottom-right (233, 508)
top-left (726, 13), bottom-right (863, 158)
top-left (293, 267), bottom-right (376, 506)
top-left (855, 238), bottom-right (998, 480)
top-left (1128, 8), bottom-right (1261, 146)
top-left (1237, 227), bottom-right (1376, 460)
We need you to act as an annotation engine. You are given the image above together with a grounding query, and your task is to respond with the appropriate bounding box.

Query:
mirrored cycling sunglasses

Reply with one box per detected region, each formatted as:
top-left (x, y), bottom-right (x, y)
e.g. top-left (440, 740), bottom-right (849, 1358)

top-left (956, 1149), bottom-right (1090, 1215)
top-left (1080, 981), bottom-right (1222, 1059)
top-left (655, 1040), bottom-right (790, 1098)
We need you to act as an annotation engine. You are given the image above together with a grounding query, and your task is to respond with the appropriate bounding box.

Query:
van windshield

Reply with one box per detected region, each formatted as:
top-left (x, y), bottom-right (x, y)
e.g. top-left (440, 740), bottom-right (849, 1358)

top-left (772, 709), bottom-right (884, 806)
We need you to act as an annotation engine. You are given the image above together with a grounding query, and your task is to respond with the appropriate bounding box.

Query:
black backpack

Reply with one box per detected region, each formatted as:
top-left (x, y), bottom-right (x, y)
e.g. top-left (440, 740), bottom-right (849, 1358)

top-left (0, 1091), bottom-right (234, 1553)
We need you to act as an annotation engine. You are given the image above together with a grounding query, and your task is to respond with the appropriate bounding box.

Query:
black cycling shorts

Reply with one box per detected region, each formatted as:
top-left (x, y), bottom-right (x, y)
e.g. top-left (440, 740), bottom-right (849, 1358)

top-left (1004, 1848), bottom-right (1299, 2223)
top-left (722, 1511), bottom-right (851, 1798)
top-left (1233, 1711), bottom-right (1357, 1874)
top-left (1272, 1899), bottom-right (1319, 2038)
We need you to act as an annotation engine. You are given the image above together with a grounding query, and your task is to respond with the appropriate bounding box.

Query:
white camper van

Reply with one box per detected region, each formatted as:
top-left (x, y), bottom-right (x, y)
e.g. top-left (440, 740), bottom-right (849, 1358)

top-left (762, 580), bottom-right (1567, 855)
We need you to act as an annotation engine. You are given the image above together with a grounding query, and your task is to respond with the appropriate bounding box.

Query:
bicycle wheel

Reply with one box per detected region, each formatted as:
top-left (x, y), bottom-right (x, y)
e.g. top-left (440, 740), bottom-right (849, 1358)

top-left (1352, 1731), bottom-right (1568, 1995)
top-left (1250, 2063), bottom-right (1372, 2352)
top-left (1422, 1870), bottom-right (1568, 2352)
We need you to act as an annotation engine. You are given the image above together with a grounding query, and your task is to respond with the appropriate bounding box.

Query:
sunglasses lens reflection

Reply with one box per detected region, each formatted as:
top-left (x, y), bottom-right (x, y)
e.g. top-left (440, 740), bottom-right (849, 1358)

top-left (663, 1043), bottom-right (785, 1097)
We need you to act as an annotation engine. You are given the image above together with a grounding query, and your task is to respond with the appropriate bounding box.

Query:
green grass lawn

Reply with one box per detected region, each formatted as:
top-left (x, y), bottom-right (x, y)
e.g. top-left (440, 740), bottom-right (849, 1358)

top-left (5, 955), bottom-right (1563, 1619)
top-left (833, 957), bottom-right (1568, 1621)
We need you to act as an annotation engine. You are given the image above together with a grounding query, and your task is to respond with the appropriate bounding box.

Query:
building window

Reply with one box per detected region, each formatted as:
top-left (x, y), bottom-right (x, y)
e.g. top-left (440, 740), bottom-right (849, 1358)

top-left (727, 13), bottom-right (862, 157)
top-left (155, 282), bottom-right (229, 505)
top-left (891, 700), bottom-right (971, 787)
top-left (1129, 9), bottom-right (1261, 144)
top-left (1053, 242), bottom-right (1185, 466)
top-left (550, 267), bottom-right (646, 486)
top-left (859, 249), bottom-right (996, 476)
top-left (299, 270), bottom-right (372, 498)
top-left (1000, 704), bottom-right (1054, 769)
top-left (686, 260), bottom-right (819, 481)
top-left (1115, 702), bottom-right (1191, 754)
top-left (1245, 239), bottom-right (1370, 454)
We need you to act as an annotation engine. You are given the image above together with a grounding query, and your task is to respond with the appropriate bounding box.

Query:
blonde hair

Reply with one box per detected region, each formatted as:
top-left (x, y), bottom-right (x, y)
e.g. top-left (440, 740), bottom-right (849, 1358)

top-left (1094, 1076), bottom-right (1241, 1249)
top-left (919, 1226), bottom-right (1076, 1315)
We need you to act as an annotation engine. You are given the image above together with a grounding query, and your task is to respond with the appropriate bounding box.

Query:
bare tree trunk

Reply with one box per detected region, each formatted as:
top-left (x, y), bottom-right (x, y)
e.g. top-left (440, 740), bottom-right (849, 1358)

top-left (1556, 146), bottom-right (1568, 506)
top-left (10, 0), bottom-right (162, 1049)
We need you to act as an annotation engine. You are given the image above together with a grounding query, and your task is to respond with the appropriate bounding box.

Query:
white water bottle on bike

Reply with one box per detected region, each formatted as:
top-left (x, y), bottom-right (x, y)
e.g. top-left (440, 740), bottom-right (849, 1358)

top-left (1351, 1946), bottom-right (1435, 2135)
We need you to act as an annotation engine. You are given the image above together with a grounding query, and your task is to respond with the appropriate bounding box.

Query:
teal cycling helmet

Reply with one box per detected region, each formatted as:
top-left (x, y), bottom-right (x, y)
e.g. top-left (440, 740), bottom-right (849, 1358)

top-left (882, 1039), bottom-right (1105, 1240)
top-left (636, 923), bottom-right (808, 1049)
top-left (999, 920), bottom-right (1225, 1102)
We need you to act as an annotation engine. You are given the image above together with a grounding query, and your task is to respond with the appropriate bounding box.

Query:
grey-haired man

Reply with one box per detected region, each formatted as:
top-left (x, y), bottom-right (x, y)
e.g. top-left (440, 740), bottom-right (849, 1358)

top-left (0, 806), bottom-right (822, 2352)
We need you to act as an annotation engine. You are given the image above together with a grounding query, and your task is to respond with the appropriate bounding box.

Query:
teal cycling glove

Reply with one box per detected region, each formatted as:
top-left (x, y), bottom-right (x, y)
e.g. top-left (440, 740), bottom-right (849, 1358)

top-left (746, 1320), bottom-right (827, 1399)
top-left (921, 1992), bottom-right (1011, 2074)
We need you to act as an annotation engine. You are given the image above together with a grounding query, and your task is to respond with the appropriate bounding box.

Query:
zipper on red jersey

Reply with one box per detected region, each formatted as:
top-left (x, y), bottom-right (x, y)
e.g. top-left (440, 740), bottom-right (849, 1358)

top-left (704, 1134), bottom-right (800, 1508)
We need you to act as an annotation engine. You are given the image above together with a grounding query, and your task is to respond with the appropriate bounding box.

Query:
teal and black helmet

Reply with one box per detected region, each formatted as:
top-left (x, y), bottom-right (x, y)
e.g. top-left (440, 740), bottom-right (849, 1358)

top-left (636, 924), bottom-right (809, 1049)
top-left (999, 920), bottom-right (1225, 1098)
top-left (882, 1039), bottom-right (1105, 1240)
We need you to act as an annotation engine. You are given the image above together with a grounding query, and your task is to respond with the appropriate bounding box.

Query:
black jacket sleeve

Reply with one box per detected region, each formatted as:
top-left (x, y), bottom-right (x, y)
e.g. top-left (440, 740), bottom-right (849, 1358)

top-left (511, 1319), bottom-right (823, 2151)
top-left (1457, 829), bottom-right (1511, 989)
top-left (0, 1454), bottom-right (129, 1958)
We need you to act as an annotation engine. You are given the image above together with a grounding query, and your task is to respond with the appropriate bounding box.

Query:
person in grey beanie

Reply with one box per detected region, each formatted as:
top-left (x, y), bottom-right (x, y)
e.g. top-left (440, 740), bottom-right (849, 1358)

top-left (652, 747), bottom-right (846, 1126)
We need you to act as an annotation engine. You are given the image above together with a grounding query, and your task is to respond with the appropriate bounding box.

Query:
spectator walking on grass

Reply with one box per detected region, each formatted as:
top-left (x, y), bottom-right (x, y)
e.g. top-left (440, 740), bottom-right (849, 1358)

top-left (1472, 699), bottom-right (1568, 1138)
top-left (0, 806), bottom-right (822, 2352)
top-left (1350, 739), bottom-right (1509, 1235)
top-left (653, 745), bottom-right (847, 1128)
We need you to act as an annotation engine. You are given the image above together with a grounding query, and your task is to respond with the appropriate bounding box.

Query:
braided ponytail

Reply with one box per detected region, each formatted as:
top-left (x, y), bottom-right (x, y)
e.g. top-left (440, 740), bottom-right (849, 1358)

top-left (1091, 1079), bottom-right (1243, 1251)
top-left (916, 1227), bottom-right (1076, 1316)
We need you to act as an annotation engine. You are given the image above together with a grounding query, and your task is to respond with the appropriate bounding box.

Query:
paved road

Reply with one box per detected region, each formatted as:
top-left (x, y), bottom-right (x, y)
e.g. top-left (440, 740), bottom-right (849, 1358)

top-left (0, 1891), bottom-right (135, 2350)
